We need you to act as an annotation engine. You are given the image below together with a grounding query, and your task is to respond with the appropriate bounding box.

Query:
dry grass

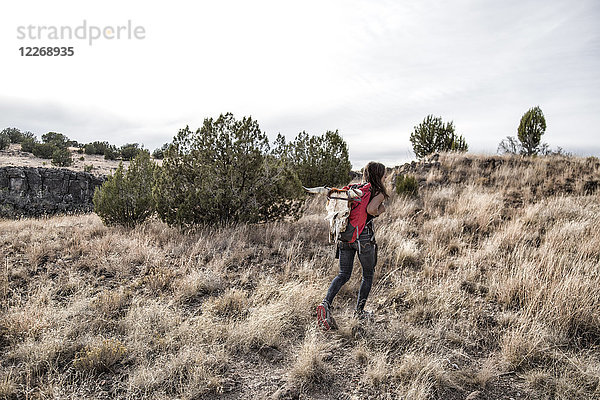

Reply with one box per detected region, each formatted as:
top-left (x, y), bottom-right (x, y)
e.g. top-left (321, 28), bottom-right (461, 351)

top-left (73, 338), bottom-right (128, 373)
top-left (287, 328), bottom-right (334, 390)
top-left (1, 153), bottom-right (599, 399)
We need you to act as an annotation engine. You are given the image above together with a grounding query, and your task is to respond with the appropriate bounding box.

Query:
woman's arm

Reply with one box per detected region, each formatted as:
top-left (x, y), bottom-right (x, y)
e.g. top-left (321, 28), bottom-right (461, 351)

top-left (367, 193), bottom-right (386, 216)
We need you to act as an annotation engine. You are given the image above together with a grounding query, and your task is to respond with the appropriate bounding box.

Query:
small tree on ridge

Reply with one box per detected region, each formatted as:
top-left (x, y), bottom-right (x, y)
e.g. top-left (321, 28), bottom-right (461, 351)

top-left (410, 115), bottom-right (468, 159)
top-left (518, 106), bottom-right (546, 156)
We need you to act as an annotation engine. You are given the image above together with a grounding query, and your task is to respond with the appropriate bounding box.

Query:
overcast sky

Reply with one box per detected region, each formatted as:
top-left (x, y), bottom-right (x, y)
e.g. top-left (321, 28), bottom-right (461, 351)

top-left (1, 0), bottom-right (599, 168)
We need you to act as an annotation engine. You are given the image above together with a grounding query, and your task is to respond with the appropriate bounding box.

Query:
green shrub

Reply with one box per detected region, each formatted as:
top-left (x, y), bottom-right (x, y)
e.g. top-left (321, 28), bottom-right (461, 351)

top-left (84, 143), bottom-right (97, 155)
top-left (104, 146), bottom-right (119, 160)
top-left (152, 143), bottom-right (169, 159)
top-left (93, 152), bottom-right (157, 227)
top-left (85, 141), bottom-right (114, 156)
top-left (120, 143), bottom-right (148, 161)
top-left (0, 127), bottom-right (35, 144)
top-left (84, 164), bottom-right (94, 173)
top-left (395, 175), bottom-right (419, 197)
top-left (518, 106), bottom-right (546, 156)
top-left (42, 132), bottom-right (75, 148)
top-left (0, 133), bottom-right (9, 150)
top-left (410, 115), bottom-right (468, 159)
top-left (1, 127), bottom-right (19, 144)
top-left (20, 137), bottom-right (37, 153)
top-left (154, 113), bottom-right (303, 227)
top-left (1, 127), bottom-right (35, 144)
top-left (21, 131), bottom-right (35, 142)
top-left (32, 143), bottom-right (58, 159)
top-left (51, 147), bottom-right (73, 167)
top-left (275, 130), bottom-right (352, 188)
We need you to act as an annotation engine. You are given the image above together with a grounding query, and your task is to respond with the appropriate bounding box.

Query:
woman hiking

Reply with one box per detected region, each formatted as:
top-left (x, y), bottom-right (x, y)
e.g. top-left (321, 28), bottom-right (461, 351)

top-left (317, 161), bottom-right (389, 330)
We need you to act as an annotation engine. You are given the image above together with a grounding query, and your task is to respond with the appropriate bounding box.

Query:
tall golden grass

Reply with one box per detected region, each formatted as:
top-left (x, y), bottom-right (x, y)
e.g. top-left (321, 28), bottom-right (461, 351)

top-left (0, 153), bottom-right (599, 399)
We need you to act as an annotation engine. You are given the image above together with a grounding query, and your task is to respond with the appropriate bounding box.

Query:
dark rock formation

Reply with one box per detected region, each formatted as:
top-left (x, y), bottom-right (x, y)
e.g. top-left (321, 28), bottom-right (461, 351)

top-left (388, 153), bottom-right (442, 188)
top-left (0, 167), bottom-right (106, 218)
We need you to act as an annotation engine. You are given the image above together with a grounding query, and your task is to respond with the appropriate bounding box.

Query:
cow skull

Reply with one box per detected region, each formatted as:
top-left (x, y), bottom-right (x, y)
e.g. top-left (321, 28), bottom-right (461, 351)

top-left (303, 186), bottom-right (363, 242)
top-left (302, 186), bottom-right (363, 199)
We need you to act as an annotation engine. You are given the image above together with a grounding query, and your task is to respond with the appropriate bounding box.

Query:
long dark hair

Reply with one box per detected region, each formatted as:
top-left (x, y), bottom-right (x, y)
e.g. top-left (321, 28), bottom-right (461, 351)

top-left (363, 161), bottom-right (389, 199)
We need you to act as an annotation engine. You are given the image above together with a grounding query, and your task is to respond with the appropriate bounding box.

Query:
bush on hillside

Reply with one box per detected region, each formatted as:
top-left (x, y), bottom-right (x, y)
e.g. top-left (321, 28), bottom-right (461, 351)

top-left (410, 115), bottom-right (468, 159)
top-left (104, 145), bottom-right (119, 160)
top-left (84, 143), bottom-right (98, 155)
top-left (42, 132), bottom-right (76, 148)
top-left (51, 147), bottom-right (73, 167)
top-left (518, 106), bottom-right (546, 156)
top-left (0, 132), bottom-right (9, 150)
top-left (85, 141), bottom-right (119, 160)
top-left (85, 141), bottom-right (116, 156)
top-left (20, 137), bottom-right (37, 153)
top-left (395, 174), bottom-right (419, 197)
top-left (154, 113), bottom-right (303, 227)
top-left (1, 127), bottom-right (35, 144)
top-left (498, 107), bottom-right (547, 156)
top-left (275, 130), bottom-right (352, 188)
top-left (1, 127), bottom-right (19, 144)
top-left (152, 143), bottom-right (170, 159)
top-left (93, 152), bottom-right (157, 227)
top-left (120, 143), bottom-right (148, 161)
top-left (32, 142), bottom-right (58, 159)
top-left (21, 131), bottom-right (36, 144)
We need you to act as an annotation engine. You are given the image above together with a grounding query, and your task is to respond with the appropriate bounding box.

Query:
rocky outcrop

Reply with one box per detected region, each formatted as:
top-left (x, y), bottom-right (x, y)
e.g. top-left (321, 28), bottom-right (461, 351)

top-left (388, 153), bottom-right (441, 187)
top-left (0, 167), bottom-right (106, 218)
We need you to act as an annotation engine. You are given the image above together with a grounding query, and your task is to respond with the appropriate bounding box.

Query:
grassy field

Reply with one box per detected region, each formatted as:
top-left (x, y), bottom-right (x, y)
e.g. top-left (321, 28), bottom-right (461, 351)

top-left (1, 153), bottom-right (599, 399)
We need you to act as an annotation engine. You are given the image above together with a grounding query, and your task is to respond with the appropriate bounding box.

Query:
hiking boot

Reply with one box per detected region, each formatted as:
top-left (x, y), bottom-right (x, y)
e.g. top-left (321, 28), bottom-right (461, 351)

top-left (355, 299), bottom-right (373, 320)
top-left (354, 309), bottom-right (374, 321)
top-left (316, 301), bottom-right (338, 331)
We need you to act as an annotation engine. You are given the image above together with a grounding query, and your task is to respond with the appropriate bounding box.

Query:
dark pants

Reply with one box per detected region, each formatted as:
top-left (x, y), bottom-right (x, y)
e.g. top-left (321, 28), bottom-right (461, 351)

top-left (325, 225), bottom-right (377, 311)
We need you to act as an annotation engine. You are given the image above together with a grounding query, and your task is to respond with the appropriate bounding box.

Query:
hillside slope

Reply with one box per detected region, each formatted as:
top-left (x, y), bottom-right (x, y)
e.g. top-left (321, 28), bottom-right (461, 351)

top-left (1, 154), bottom-right (599, 399)
top-left (0, 143), bottom-right (126, 176)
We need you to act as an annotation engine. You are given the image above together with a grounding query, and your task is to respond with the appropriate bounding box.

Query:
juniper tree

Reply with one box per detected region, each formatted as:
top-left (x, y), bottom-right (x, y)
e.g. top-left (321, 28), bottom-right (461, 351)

top-left (1, 128), bottom-right (20, 145)
top-left (0, 132), bottom-right (9, 150)
top-left (32, 143), bottom-right (58, 159)
top-left (93, 151), bottom-right (157, 227)
top-left (152, 143), bottom-right (170, 159)
top-left (279, 130), bottom-right (352, 187)
top-left (42, 132), bottom-right (76, 148)
top-left (410, 115), bottom-right (468, 159)
top-left (154, 113), bottom-right (303, 227)
top-left (120, 143), bottom-right (148, 161)
top-left (0, 127), bottom-right (34, 144)
top-left (51, 147), bottom-right (73, 167)
top-left (20, 136), bottom-right (38, 153)
top-left (518, 106), bottom-right (546, 156)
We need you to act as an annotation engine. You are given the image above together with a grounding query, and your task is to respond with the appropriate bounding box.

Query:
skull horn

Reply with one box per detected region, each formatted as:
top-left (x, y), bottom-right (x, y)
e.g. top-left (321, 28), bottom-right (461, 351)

top-left (303, 186), bottom-right (331, 195)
